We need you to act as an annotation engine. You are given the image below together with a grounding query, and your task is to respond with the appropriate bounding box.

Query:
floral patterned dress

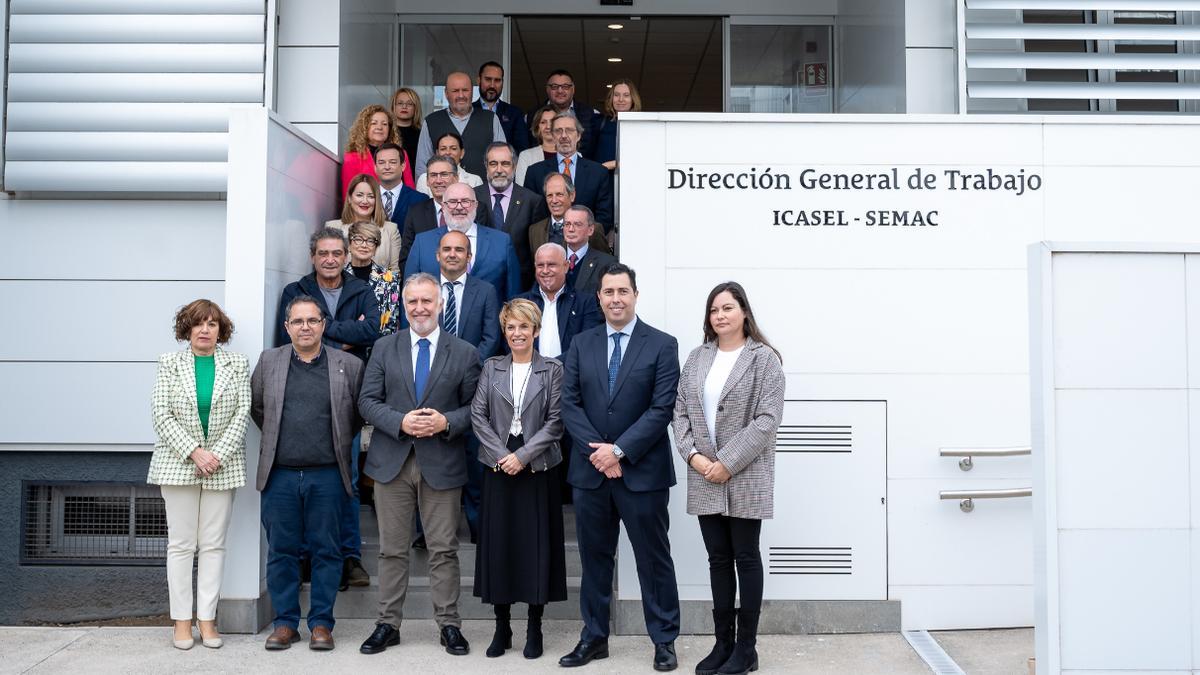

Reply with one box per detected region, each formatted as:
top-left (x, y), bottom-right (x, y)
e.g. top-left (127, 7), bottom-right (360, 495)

top-left (347, 261), bottom-right (401, 336)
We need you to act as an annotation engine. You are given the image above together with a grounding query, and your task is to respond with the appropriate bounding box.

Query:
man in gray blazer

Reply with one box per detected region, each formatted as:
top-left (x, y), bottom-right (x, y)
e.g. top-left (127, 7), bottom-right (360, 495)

top-left (251, 295), bottom-right (364, 652)
top-left (358, 272), bottom-right (482, 656)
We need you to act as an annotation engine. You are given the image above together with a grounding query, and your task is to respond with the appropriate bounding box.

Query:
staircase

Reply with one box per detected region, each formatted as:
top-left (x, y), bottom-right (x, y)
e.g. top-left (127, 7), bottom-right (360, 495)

top-left (303, 505), bottom-right (584, 620)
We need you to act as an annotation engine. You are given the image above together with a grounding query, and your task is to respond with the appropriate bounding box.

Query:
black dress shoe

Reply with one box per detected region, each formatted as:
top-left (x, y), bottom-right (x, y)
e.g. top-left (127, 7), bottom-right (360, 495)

top-left (558, 639), bottom-right (609, 667)
top-left (440, 625), bottom-right (470, 655)
top-left (359, 623), bottom-right (400, 654)
top-left (653, 641), bottom-right (678, 672)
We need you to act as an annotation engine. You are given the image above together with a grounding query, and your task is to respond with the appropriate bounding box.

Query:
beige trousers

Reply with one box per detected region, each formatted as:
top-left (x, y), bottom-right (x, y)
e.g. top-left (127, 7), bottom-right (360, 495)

top-left (374, 452), bottom-right (462, 628)
top-left (159, 485), bottom-right (236, 621)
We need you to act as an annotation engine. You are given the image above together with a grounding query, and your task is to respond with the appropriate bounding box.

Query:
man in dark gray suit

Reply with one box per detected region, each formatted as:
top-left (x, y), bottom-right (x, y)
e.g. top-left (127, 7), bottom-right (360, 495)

top-left (476, 142), bottom-right (539, 291)
top-left (358, 272), bottom-right (481, 657)
top-left (251, 295), bottom-right (364, 652)
top-left (564, 205), bottom-right (617, 296)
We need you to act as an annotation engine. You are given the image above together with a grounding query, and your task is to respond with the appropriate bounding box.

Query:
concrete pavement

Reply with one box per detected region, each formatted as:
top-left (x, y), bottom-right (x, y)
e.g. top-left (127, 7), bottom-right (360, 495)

top-left (0, 620), bottom-right (1033, 674)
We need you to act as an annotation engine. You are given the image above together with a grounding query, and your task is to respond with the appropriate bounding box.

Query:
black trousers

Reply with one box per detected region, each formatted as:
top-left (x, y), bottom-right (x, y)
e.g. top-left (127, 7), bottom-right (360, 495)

top-left (697, 514), bottom-right (763, 612)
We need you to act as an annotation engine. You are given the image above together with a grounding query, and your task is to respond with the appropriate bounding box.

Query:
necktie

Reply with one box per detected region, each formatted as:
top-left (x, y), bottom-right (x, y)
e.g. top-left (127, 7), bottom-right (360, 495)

top-left (550, 221), bottom-right (564, 244)
top-left (562, 156), bottom-right (573, 179)
top-left (414, 337), bottom-right (431, 400)
top-left (492, 193), bottom-right (505, 230)
top-left (568, 252), bottom-right (578, 270)
top-left (384, 190), bottom-right (394, 220)
top-left (442, 281), bottom-right (459, 335)
top-left (608, 333), bottom-right (623, 396)
top-left (438, 209), bottom-right (446, 227)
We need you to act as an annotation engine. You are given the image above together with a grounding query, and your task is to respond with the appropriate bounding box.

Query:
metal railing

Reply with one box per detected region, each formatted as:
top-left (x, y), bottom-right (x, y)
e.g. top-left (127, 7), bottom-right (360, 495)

top-left (940, 446), bottom-right (1031, 471)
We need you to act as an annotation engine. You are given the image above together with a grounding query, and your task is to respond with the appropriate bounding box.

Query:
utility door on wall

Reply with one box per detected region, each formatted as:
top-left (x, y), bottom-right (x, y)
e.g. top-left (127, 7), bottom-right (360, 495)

top-left (763, 400), bottom-right (887, 600)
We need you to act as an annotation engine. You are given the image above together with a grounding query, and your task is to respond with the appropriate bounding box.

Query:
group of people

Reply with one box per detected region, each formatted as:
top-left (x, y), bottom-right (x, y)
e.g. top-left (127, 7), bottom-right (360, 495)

top-left (146, 62), bottom-right (784, 675)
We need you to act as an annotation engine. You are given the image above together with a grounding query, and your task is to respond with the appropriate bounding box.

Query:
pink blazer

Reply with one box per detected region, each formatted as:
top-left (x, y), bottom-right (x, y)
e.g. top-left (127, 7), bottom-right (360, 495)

top-left (340, 148), bottom-right (415, 200)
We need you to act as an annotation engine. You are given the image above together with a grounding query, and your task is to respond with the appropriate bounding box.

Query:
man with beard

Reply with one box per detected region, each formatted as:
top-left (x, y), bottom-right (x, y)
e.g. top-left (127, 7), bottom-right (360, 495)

top-left (416, 71), bottom-right (506, 179)
top-left (523, 113), bottom-right (614, 231)
top-left (358, 272), bottom-right (481, 657)
top-left (474, 61), bottom-right (531, 154)
top-left (404, 182), bottom-right (522, 301)
top-left (475, 142), bottom-right (538, 290)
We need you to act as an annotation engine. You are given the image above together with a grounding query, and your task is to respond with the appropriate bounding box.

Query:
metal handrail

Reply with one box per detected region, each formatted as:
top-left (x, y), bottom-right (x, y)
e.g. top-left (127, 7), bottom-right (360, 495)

top-left (940, 487), bottom-right (1032, 513)
top-left (940, 446), bottom-right (1031, 471)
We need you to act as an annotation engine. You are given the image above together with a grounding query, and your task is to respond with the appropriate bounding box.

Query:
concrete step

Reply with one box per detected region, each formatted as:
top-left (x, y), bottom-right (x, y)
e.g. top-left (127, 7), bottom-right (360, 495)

top-left (304, 577), bottom-right (584, 620)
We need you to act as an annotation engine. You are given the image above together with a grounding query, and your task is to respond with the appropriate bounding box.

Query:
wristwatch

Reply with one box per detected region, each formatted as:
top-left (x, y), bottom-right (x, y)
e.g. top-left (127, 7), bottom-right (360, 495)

top-left (612, 445), bottom-right (625, 459)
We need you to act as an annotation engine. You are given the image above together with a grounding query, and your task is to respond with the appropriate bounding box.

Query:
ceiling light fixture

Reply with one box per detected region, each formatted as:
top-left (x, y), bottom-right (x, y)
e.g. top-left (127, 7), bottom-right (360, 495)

top-left (608, 23), bottom-right (624, 30)
top-left (607, 57), bottom-right (622, 63)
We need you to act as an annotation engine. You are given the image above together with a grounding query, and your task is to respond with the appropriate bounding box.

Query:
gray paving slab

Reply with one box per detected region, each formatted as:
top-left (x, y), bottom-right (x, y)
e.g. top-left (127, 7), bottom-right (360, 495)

top-left (0, 628), bottom-right (90, 675)
top-left (932, 628), bottom-right (1034, 675)
top-left (9, 620), bottom-right (934, 674)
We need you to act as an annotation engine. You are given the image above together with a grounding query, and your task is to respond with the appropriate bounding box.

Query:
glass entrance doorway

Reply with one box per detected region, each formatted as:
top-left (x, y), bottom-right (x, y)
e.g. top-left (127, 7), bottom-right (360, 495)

top-left (509, 16), bottom-right (723, 114)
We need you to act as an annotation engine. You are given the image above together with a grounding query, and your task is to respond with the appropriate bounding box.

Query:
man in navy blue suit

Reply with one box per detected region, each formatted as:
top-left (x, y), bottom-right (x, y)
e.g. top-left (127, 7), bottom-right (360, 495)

top-left (474, 62), bottom-right (532, 154)
top-left (375, 143), bottom-right (428, 229)
top-left (558, 263), bottom-right (681, 672)
top-left (404, 182), bottom-right (522, 301)
top-left (518, 242), bottom-right (602, 359)
top-left (522, 112), bottom-right (614, 232)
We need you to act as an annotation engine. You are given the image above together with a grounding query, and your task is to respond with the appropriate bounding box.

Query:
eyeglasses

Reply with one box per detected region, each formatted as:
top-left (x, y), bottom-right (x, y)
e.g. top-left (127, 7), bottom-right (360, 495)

top-left (553, 128), bottom-right (578, 136)
top-left (287, 317), bottom-right (325, 328)
top-left (445, 198), bottom-right (476, 207)
top-left (394, 101), bottom-right (416, 108)
top-left (350, 236), bottom-right (379, 246)
top-left (427, 171), bottom-right (454, 180)
top-left (547, 83), bottom-right (574, 91)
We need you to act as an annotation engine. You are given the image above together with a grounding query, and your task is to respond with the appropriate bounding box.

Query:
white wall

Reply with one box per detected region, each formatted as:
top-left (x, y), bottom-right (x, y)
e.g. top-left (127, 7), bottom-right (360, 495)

top-left (220, 107), bottom-right (340, 611)
top-left (905, 0), bottom-right (957, 113)
top-left (617, 113), bottom-right (1200, 630)
top-left (1030, 244), bottom-right (1200, 674)
top-left (0, 200), bottom-right (225, 450)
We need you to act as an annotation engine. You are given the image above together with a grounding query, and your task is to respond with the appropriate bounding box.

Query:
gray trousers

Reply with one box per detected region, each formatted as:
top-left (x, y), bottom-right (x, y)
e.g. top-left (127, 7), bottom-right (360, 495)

top-left (374, 451), bottom-right (463, 628)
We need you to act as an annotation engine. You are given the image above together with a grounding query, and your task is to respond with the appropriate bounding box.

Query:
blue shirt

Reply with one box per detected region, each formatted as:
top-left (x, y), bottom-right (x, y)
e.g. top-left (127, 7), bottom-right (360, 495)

top-left (605, 316), bottom-right (637, 364)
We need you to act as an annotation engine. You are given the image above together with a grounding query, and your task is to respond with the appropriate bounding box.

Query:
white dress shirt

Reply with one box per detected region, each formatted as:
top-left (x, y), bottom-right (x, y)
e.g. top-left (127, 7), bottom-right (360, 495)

top-left (538, 286), bottom-right (563, 357)
top-left (703, 345), bottom-right (745, 445)
top-left (410, 326), bottom-right (440, 371)
top-left (439, 273), bottom-right (467, 330)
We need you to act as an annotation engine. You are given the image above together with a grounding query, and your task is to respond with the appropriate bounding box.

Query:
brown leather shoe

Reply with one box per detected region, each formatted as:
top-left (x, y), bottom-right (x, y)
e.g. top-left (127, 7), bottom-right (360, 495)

top-left (265, 625), bottom-right (301, 650)
top-left (310, 625), bottom-right (335, 651)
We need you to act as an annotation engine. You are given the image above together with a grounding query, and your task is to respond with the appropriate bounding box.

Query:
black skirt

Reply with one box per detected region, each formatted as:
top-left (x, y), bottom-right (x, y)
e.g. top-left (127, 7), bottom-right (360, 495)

top-left (474, 434), bottom-right (568, 605)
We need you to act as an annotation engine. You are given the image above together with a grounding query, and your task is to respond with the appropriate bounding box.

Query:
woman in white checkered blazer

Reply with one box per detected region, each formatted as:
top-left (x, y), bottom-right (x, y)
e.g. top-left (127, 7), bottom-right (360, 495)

top-left (672, 282), bottom-right (784, 675)
top-left (147, 299), bottom-right (251, 651)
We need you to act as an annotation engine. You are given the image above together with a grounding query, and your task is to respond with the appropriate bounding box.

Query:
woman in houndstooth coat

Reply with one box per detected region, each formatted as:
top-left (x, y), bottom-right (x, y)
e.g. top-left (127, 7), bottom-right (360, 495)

top-left (673, 282), bottom-right (784, 675)
top-left (147, 299), bottom-right (251, 651)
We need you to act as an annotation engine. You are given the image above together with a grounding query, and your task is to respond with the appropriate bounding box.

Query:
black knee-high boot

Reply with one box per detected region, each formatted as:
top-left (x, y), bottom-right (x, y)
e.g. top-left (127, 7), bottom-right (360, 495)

top-left (487, 603), bottom-right (513, 658)
top-left (716, 609), bottom-right (759, 674)
top-left (523, 603), bottom-right (544, 659)
top-left (695, 608), bottom-right (736, 675)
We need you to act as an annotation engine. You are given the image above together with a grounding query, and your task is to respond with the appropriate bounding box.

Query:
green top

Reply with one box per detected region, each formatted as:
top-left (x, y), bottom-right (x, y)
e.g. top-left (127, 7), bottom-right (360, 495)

top-left (194, 354), bottom-right (216, 438)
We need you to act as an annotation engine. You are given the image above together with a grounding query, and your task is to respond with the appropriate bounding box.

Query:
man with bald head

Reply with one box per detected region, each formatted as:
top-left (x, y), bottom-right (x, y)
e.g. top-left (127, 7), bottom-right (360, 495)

top-left (416, 71), bottom-right (506, 180)
top-left (518, 243), bottom-right (603, 360)
top-left (404, 182), bottom-right (522, 300)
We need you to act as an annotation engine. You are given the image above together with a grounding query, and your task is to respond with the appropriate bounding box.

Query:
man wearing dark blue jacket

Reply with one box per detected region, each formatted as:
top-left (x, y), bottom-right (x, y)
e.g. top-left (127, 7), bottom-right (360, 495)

top-left (474, 62), bottom-right (532, 154)
top-left (276, 227), bottom-right (382, 362)
top-left (558, 263), bottom-right (681, 672)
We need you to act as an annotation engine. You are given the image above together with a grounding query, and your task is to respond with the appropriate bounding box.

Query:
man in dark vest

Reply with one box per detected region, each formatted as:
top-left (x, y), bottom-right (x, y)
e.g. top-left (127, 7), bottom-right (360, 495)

top-left (415, 71), bottom-right (506, 181)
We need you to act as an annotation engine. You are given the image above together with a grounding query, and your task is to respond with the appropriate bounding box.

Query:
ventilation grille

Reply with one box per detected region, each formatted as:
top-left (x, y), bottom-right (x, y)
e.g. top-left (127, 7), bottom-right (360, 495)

top-left (768, 546), bottom-right (852, 575)
top-left (963, 2), bottom-right (1200, 114)
top-left (776, 424), bottom-right (852, 452)
top-left (4, 0), bottom-right (266, 191)
top-left (22, 482), bottom-right (167, 566)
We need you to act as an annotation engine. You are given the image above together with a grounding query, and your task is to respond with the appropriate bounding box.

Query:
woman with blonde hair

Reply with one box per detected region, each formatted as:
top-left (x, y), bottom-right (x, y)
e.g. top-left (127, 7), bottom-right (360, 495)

top-left (341, 104), bottom-right (414, 197)
top-left (148, 299), bottom-right (251, 650)
top-left (594, 79), bottom-right (643, 171)
top-left (471, 298), bottom-right (567, 659)
top-left (390, 87), bottom-right (423, 173)
top-left (326, 173), bottom-right (401, 273)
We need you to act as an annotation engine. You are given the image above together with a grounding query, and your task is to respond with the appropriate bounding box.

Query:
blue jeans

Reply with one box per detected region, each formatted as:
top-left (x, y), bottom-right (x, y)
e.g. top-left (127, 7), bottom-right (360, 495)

top-left (340, 432), bottom-right (363, 559)
top-left (261, 465), bottom-right (343, 631)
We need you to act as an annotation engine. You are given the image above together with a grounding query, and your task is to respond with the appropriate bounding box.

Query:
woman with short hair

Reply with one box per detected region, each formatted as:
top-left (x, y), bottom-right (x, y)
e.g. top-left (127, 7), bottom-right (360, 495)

top-left (471, 298), bottom-right (567, 659)
top-left (148, 299), bottom-right (251, 650)
top-left (345, 220), bottom-right (401, 337)
top-left (326, 173), bottom-right (401, 273)
top-left (672, 282), bottom-right (784, 675)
